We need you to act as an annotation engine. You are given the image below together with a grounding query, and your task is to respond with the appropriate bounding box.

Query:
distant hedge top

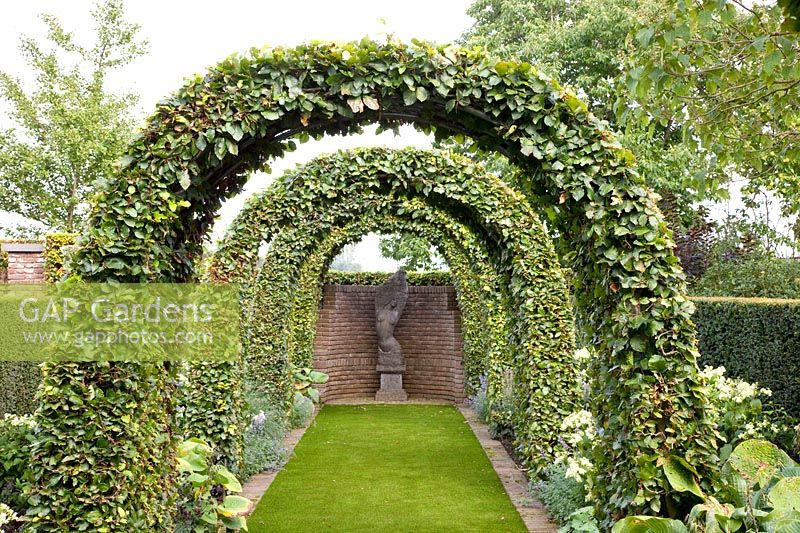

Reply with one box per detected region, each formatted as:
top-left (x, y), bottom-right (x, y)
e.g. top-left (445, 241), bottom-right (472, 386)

top-left (56, 39), bottom-right (713, 526)
top-left (324, 270), bottom-right (453, 286)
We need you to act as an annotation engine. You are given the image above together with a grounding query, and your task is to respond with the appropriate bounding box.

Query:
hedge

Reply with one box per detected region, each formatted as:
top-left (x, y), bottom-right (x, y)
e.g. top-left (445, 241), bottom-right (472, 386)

top-left (0, 248), bottom-right (7, 282)
top-left (692, 296), bottom-right (800, 418)
top-left (0, 363), bottom-right (41, 415)
top-left (0, 234), bottom-right (76, 416)
top-left (43, 233), bottom-right (77, 284)
top-left (324, 270), bottom-right (453, 286)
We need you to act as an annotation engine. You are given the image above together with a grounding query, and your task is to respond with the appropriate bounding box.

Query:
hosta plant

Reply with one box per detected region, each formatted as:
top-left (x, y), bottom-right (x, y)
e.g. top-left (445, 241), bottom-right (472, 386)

top-left (290, 365), bottom-right (328, 404)
top-left (614, 439), bottom-right (800, 533)
top-left (175, 438), bottom-right (251, 532)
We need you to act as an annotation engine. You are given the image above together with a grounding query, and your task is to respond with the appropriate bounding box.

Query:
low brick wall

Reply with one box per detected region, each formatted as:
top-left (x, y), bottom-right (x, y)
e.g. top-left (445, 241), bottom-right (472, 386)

top-left (313, 284), bottom-right (465, 402)
top-left (1, 243), bottom-right (45, 284)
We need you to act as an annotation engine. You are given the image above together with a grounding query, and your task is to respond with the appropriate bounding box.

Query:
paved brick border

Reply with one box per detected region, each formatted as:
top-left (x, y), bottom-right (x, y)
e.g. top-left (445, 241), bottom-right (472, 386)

top-left (241, 408), bottom-right (319, 513)
top-left (459, 405), bottom-right (558, 533)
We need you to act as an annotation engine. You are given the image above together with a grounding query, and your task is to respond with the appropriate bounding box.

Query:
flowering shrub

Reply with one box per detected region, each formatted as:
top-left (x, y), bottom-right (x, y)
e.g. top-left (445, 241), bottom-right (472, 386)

top-left (698, 365), bottom-right (794, 457)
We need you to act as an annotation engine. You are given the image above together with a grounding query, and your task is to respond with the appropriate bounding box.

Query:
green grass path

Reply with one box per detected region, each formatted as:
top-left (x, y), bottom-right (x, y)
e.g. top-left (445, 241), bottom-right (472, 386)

top-left (248, 404), bottom-right (527, 533)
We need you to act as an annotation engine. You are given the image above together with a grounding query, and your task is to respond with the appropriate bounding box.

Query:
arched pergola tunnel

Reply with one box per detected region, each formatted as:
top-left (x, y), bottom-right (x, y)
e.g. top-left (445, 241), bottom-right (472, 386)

top-left (202, 148), bottom-right (578, 473)
top-left (29, 40), bottom-right (716, 530)
top-left (282, 211), bottom-right (508, 395)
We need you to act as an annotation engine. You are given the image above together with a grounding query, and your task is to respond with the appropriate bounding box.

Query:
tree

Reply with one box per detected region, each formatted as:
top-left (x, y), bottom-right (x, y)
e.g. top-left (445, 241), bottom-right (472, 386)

top-left (378, 233), bottom-right (442, 271)
top-left (623, 0), bottom-right (800, 215)
top-left (0, 0), bottom-right (147, 235)
top-left (461, 0), bottom-right (713, 220)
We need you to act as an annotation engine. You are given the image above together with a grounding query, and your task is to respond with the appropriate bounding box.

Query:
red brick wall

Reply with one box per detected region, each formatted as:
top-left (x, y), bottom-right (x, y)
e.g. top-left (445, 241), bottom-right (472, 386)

top-left (1, 244), bottom-right (45, 284)
top-left (313, 284), bottom-right (465, 402)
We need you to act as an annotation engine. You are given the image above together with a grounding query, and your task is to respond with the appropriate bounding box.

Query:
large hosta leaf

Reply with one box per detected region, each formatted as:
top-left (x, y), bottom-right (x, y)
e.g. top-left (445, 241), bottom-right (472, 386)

top-left (612, 516), bottom-right (689, 533)
top-left (664, 455), bottom-right (704, 498)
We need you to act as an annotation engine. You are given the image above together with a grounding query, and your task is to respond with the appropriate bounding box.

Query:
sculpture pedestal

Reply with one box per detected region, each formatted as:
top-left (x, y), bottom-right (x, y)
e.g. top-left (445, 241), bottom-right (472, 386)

top-left (375, 372), bottom-right (408, 402)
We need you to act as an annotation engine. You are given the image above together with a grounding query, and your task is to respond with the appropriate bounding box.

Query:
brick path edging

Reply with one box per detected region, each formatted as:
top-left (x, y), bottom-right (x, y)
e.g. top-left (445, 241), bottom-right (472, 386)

top-left (459, 405), bottom-right (558, 533)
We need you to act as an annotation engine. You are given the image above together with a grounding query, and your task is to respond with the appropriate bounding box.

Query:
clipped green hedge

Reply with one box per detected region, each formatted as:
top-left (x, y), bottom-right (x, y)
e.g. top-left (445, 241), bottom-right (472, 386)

top-left (324, 270), bottom-right (453, 286)
top-left (0, 248), bottom-right (8, 282)
top-left (692, 296), bottom-right (800, 418)
top-left (0, 234), bottom-right (76, 416)
top-left (43, 233), bottom-right (77, 284)
top-left (0, 363), bottom-right (41, 415)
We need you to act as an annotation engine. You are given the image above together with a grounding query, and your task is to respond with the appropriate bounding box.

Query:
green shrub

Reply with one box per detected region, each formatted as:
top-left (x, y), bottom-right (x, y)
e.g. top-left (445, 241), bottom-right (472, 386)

top-left (692, 256), bottom-right (800, 299)
top-left (558, 506), bottom-right (600, 532)
top-left (0, 249), bottom-right (8, 282)
top-left (42, 233), bottom-right (77, 284)
top-left (0, 362), bottom-right (41, 415)
top-left (0, 414), bottom-right (35, 510)
top-left (692, 297), bottom-right (800, 418)
top-left (175, 438), bottom-right (250, 532)
top-left (240, 387), bottom-right (287, 481)
top-left (289, 395), bottom-right (314, 428)
top-left (532, 463), bottom-right (587, 525)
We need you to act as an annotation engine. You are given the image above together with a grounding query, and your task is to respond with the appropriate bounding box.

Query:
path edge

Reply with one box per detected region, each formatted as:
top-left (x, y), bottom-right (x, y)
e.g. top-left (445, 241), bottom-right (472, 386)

top-left (241, 407), bottom-right (320, 514)
top-left (458, 405), bottom-right (558, 533)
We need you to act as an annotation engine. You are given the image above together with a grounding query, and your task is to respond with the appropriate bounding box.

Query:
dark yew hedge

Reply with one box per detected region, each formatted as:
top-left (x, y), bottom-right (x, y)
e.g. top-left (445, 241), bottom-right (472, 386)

top-left (693, 296), bottom-right (800, 418)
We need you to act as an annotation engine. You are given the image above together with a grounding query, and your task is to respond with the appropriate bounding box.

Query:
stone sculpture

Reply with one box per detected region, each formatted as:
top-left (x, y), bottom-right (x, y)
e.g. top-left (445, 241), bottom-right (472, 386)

top-left (375, 269), bottom-right (409, 401)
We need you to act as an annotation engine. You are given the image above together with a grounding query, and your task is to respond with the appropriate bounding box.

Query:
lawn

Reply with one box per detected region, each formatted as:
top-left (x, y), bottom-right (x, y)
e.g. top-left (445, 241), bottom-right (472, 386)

top-left (248, 404), bottom-right (527, 533)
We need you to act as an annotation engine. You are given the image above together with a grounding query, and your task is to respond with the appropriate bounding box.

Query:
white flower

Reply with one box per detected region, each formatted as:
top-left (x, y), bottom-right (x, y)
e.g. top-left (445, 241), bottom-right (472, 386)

top-left (2, 414), bottom-right (35, 428)
top-left (0, 503), bottom-right (18, 527)
top-left (564, 456), bottom-right (593, 482)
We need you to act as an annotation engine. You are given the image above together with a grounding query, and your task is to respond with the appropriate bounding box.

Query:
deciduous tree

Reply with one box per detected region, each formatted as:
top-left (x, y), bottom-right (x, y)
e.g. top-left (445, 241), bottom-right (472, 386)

top-left (0, 0), bottom-right (147, 234)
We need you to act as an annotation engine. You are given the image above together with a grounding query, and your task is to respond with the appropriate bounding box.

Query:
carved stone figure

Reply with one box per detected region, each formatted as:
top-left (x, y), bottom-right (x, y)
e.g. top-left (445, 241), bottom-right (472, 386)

top-left (375, 270), bottom-right (409, 401)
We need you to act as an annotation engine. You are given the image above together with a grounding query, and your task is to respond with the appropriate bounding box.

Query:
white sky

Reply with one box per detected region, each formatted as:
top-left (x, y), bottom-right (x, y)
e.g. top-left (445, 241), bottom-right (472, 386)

top-left (0, 0), bottom-right (475, 270)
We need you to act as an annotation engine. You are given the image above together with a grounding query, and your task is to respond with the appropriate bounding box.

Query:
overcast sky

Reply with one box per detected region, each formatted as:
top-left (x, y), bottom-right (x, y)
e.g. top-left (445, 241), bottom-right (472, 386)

top-left (0, 0), bottom-right (475, 269)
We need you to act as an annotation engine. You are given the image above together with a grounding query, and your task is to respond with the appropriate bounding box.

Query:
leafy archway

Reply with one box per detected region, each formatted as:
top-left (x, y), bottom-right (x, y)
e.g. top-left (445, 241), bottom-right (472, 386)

top-left (30, 40), bottom-right (714, 529)
top-left (208, 148), bottom-right (576, 472)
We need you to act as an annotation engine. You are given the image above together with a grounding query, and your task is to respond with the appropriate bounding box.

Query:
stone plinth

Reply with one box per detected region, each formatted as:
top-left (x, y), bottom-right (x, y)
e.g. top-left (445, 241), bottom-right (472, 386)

top-left (375, 372), bottom-right (408, 402)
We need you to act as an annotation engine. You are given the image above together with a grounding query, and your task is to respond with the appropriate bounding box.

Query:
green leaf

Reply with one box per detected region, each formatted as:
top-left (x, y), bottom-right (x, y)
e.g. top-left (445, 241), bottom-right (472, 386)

top-left (213, 466), bottom-right (243, 493)
top-left (612, 516), bottom-right (689, 533)
top-left (217, 495), bottom-right (251, 517)
top-left (768, 477), bottom-right (800, 513)
top-left (415, 86), bottom-right (429, 102)
top-left (663, 455), bottom-right (704, 498)
top-left (178, 170), bottom-right (191, 191)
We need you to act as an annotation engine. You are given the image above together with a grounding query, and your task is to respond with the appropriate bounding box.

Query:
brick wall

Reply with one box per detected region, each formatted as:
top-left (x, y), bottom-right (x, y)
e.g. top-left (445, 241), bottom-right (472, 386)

top-left (1, 243), bottom-right (45, 284)
top-left (313, 284), bottom-right (465, 402)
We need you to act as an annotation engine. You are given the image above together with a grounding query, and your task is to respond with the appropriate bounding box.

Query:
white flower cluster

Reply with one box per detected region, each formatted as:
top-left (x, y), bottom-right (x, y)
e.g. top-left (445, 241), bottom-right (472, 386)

top-left (2, 413), bottom-right (35, 428)
top-left (564, 456), bottom-right (593, 483)
top-left (699, 366), bottom-right (772, 403)
top-left (560, 410), bottom-right (596, 445)
top-left (0, 502), bottom-right (18, 527)
top-left (554, 410), bottom-right (598, 484)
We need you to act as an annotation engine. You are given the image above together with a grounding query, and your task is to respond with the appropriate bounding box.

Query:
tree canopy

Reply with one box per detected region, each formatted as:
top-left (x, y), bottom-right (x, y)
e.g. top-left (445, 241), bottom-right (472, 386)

top-left (0, 0), bottom-right (146, 235)
top-left (623, 0), bottom-right (800, 216)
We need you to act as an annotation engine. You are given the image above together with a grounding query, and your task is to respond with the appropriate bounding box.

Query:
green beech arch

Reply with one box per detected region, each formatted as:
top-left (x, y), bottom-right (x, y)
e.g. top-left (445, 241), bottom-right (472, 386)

top-left (27, 40), bottom-right (716, 529)
top-left (208, 148), bottom-right (577, 472)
